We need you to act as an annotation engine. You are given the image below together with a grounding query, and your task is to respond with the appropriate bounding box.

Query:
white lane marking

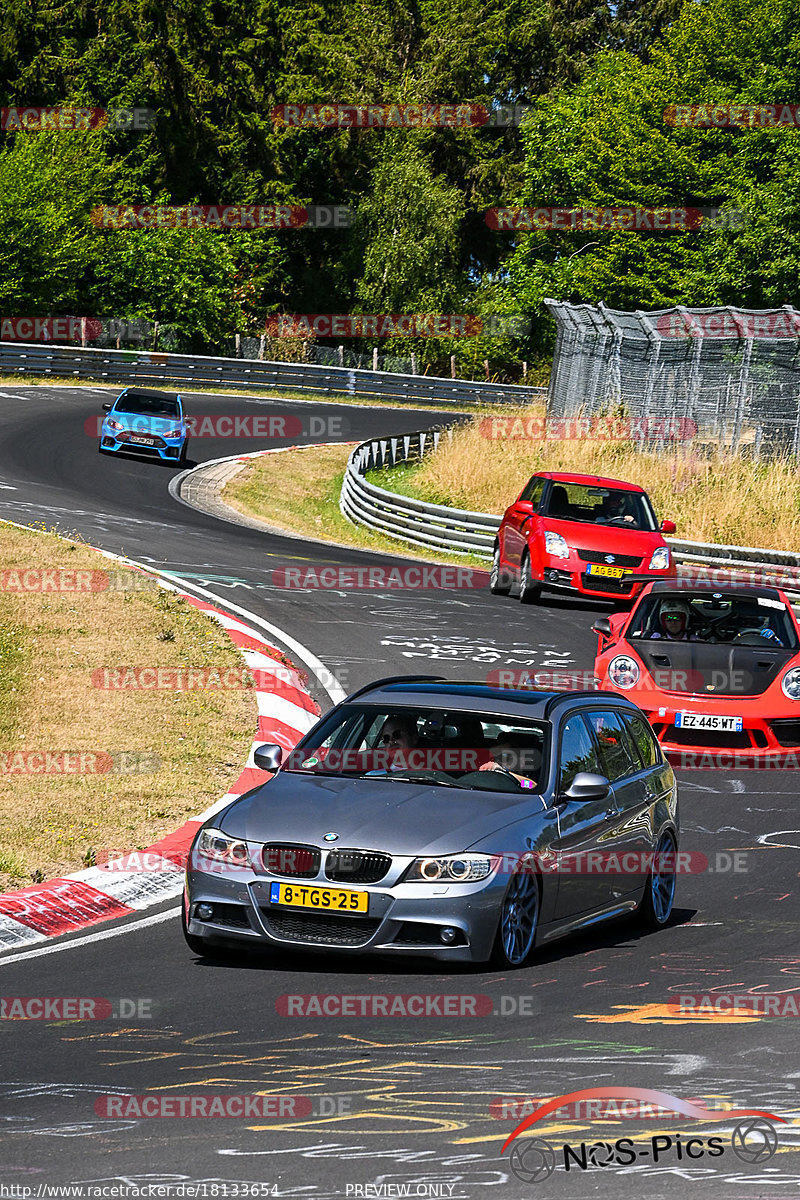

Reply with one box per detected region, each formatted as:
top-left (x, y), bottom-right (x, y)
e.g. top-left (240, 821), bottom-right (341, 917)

top-left (0, 906), bottom-right (180, 966)
top-left (0, 484), bottom-right (17, 490)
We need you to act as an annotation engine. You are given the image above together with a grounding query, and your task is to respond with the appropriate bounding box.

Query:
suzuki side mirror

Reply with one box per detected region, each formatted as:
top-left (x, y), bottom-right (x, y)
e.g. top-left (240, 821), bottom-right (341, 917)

top-left (661, 519), bottom-right (676, 534)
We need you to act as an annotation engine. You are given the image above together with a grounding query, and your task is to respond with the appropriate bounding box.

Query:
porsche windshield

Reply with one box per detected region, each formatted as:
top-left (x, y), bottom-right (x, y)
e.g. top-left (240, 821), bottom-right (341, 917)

top-left (627, 592), bottom-right (798, 648)
top-left (282, 705), bottom-right (548, 791)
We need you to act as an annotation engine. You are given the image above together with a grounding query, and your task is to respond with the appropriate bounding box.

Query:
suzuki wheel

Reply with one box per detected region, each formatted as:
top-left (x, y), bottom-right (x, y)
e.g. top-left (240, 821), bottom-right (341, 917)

top-left (518, 552), bottom-right (542, 604)
top-left (490, 545), bottom-right (512, 596)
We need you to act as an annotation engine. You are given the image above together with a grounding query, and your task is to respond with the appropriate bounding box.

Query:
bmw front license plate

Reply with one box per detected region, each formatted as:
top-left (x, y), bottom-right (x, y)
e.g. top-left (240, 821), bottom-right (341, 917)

top-left (587, 564), bottom-right (627, 578)
top-left (269, 882), bottom-right (368, 913)
top-left (675, 713), bottom-right (743, 732)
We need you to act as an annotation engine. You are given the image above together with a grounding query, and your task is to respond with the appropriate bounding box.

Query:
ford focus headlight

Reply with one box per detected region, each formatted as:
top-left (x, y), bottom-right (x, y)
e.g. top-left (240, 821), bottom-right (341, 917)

top-left (195, 827), bottom-right (251, 866)
top-left (608, 655), bottom-right (640, 689)
top-left (405, 855), bottom-right (493, 883)
top-left (163, 427), bottom-right (182, 439)
top-left (545, 531), bottom-right (570, 559)
top-left (106, 419), bottom-right (123, 431)
top-left (781, 668), bottom-right (800, 700)
top-left (649, 547), bottom-right (671, 570)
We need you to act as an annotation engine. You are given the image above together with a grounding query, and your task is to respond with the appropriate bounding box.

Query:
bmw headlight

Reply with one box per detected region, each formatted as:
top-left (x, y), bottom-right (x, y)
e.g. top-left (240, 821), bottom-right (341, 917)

top-left (545, 531), bottom-right (570, 559)
top-left (608, 655), bottom-right (640, 689)
top-left (649, 547), bottom-right (671, 570)
top-left (404, 854), bottom-right (493, 883)
top-left (781, 668), bottom-right (800, 700)
top-left (195, 827), bottom-right (251, 866)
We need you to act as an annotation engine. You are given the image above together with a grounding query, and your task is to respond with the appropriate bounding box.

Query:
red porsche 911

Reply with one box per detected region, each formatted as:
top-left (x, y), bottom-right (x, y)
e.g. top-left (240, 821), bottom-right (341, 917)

top-left (491, 472), bottom-right (676, 604)
top-left (593, 581), bottom-right (800, 759)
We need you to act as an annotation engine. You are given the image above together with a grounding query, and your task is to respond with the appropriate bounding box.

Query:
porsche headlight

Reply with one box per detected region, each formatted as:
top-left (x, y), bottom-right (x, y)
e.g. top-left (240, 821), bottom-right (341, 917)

top-left (649, 547), bottom-right (671, 570)
top-left (545, 531), bottom-right (570, 559)
top-left (195, 827), bottom-right (251, 866)
top-left (405, 855), bottom-right (493, 883)
top-left (608, 655), bottom-right (640, 689)
top-left (781, 668), bottom-right (800, 700)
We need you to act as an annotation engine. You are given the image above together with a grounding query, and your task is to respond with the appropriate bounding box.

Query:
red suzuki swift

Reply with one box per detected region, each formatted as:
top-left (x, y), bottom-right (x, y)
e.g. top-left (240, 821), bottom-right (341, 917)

top-left (491, 472), bottom-right (677, 605)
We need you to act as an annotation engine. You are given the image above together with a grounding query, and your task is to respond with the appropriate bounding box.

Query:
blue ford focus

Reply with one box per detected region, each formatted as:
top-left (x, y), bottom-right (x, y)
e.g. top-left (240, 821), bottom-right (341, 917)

top-left (99, 388), bottom-right (189, 465)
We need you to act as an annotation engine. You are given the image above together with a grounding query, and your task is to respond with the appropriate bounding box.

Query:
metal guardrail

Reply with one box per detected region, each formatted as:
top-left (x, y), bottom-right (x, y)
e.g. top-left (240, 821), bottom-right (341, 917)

top-left (341, 427), bottom-right (800, 591)
top-left (0, 341), bottom-right (547, 406)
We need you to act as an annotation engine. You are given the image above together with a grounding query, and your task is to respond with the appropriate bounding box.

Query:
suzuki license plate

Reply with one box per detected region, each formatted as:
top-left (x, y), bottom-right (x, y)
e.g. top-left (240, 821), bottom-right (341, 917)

top-left (587, 564), bottom-right (627, 578)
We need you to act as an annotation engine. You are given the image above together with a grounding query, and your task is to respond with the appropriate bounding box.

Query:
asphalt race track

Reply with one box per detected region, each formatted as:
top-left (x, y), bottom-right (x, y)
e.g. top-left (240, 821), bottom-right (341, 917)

top-left (1, 384), bottom-right (799, 1196)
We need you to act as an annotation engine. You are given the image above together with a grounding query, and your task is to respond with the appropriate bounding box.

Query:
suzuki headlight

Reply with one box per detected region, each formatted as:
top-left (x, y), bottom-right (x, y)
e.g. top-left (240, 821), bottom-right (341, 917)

top-left (649, 547), bottom-right (671, 570)
top-left (195, 827), bottom-right (251, 866)
top-left (781, 668), bottom-right (800, 700)
top-left (405, 855), bottom-right (493, 883)
top-left (545, 531), bottom-right (570, 559)
top-left (608, 655), bottom-right (640, 689)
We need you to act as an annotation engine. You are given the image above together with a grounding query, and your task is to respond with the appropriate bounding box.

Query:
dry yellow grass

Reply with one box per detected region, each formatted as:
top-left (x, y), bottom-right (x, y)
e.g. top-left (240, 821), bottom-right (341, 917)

top-left (0, 522), bottom-right (256, 892)
top-left (411, 406), bottom-right (800, 551)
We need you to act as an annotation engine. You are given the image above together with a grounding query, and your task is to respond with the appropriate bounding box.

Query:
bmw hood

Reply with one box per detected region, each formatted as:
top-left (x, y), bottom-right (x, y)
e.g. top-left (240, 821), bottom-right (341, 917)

top-left (216, 771), bottom-right (537, 857)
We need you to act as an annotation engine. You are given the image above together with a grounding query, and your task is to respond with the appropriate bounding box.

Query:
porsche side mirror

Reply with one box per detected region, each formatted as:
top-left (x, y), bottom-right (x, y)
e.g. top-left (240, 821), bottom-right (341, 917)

top-left (563, 772), bottom-right (610, 802)
top-left (661, 519), bottom-right (676, 534)
top-left (253, 743), bottom-right (283, 772)
top-left (592, 617), bottom-right (613, 637)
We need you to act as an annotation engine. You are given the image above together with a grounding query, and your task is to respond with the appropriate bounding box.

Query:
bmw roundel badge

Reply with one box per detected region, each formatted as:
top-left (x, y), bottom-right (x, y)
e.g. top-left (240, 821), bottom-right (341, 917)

top-left (323, 832), bottom-right (338, 842)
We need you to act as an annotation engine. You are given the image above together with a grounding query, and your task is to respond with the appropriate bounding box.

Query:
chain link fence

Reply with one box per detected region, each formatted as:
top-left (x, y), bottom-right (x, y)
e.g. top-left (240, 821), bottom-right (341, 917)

top-left (545, 300), bottom-right (800, 458)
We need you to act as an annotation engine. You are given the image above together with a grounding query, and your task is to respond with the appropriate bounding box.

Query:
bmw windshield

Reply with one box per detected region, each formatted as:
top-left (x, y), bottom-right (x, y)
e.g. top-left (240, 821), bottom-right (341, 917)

top-left (282, 704), bottom-right (548, 792)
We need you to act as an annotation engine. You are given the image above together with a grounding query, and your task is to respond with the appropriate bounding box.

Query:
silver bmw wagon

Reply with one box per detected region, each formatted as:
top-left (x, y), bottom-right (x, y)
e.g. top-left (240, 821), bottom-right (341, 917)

top-left (183, 676), bottom-right (679, 967)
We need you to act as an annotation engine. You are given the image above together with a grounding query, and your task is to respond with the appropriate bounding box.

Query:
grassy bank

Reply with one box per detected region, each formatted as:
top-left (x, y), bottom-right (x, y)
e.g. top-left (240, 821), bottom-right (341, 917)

top-left (0, 522), bottom-right (256, 893)
top-left (394, 407), bottom-right (800, 551)
top-left (222, 443), bottom-right (486, 565)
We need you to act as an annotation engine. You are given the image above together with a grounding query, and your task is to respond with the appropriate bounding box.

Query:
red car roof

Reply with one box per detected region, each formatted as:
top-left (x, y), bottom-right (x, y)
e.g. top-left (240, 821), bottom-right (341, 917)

top-left (535, 471), bottom-right (646, 493)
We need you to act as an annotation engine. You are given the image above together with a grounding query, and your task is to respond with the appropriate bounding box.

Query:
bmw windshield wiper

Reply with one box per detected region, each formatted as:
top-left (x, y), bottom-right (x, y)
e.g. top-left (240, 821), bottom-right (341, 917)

top-left (366, 770), bottom-right (466, 788)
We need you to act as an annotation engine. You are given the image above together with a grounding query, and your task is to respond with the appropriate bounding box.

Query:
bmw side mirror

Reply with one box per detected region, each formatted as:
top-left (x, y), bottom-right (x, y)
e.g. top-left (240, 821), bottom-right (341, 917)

top-left (563, 772), bottom-right (610, 801)
top-left (661, 519), bottom-right (676, 534)
top-left (592, 618), bottom-right (612, 637)
top-left (253, 743), bottom-right (283, 772)
top-left (102, 403), bottom-right (112, 411)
